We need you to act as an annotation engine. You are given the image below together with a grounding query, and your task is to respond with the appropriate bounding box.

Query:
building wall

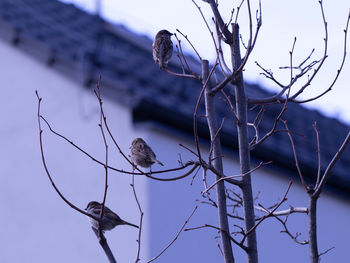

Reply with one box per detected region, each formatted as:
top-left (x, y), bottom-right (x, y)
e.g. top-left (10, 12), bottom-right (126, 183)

top-left (0, 39), bottom-right (149, 262)
top-left (1, 37), bottom-right (350, 263)
top-left (143, 126), bottom-right (350, 262)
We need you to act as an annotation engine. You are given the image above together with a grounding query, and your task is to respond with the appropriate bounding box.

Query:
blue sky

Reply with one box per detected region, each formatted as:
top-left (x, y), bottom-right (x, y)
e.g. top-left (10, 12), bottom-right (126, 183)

top-left (61, 0), bottom-right (350, 124)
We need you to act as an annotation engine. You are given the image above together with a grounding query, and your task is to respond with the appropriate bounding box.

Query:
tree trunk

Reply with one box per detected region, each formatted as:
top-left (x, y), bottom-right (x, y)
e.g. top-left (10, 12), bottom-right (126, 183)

top-left (231, 23), bottom-right (258, 263)
top-left (202, 60), bottom-right (235, 263)
top-left (308, 195), bottom-right (319, 263)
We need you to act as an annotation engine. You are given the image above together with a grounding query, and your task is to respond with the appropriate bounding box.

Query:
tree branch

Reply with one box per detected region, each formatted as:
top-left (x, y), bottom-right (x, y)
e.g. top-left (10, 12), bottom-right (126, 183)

top-left (35, 90), bottom-right (99, 220)
top-left (255, 206), bottom-right (308, 217)
top-left (185, 224), bottom-right (248, 252)
top-left (282, 120), bottom-right (308, 191)
top-left (314, 132), bottom-right (350, 198)
top-left (242, 181), bottom-right (292, 245)
top-left (131, 175), bottom-right (143, 263)
top-left (203, 59), bottom-right (235, 263)
top-left (96, 76), bottom-right (110, 223)
top-left (146, 206), bottom-right (198, 263)
top-left (204, 0), bottom-right (233, 44)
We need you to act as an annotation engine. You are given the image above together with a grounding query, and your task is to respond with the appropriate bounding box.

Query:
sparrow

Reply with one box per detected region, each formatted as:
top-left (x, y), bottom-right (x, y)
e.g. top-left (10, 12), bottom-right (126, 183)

top-left (85, 201), bottom-right (138, 231)
top-left (152, 29), bottom-right (173, 69)
top-left (130, 138), bottom-right (164, 169)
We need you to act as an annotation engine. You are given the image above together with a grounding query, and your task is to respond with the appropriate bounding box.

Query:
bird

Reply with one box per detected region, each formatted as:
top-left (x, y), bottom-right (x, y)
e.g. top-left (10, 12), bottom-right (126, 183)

top-left (130, 138), bottom-right (164, 170)
top-left (152, 29), bottom-right (173, 69)
top-left (85, 201), bottom-right (139, 232)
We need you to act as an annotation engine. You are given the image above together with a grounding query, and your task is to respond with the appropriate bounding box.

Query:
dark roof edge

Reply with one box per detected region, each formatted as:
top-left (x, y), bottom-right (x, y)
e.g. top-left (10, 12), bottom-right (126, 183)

top-left (133, 98), bottom-right (350, 197)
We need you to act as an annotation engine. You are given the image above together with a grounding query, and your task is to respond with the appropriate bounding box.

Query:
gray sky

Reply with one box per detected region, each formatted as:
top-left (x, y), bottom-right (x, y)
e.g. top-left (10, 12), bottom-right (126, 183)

top-left (61, 0), bottom-right (350, 124)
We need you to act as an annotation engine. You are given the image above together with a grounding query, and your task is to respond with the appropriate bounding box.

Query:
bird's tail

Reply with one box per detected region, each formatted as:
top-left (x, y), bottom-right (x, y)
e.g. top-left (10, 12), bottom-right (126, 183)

top-left (123, 221), bottom-right (139, 229)
top-left (156, 159), bottom-right (164, 166)
top-left (160, 62), bottom-right (168, 70)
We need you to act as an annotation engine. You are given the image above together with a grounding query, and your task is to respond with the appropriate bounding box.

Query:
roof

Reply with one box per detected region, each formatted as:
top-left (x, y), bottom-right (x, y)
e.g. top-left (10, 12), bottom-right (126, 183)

top-left (1, 0), bottom-right (349, 194)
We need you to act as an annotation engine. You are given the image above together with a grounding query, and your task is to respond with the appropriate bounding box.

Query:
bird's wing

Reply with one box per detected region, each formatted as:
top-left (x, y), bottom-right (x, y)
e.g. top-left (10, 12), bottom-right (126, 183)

top-left (152, 40), bottom-right (159, 62)
top-left (107, 211), bottom-right (122, 221)
top-left (132, 144), bottom-right (149, 159)
top-left (158, 41), bottom-right (165, 63)
top-left (164, 39), bottom-right (173, 61)
top-left (143, 144), bottom-right (157, 160)
top-left (92, 206), bottom-right (120, 219)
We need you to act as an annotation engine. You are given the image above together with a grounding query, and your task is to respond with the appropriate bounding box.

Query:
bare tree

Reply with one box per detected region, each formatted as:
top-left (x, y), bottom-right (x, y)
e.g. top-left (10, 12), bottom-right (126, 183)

top-left (35, 0), bottom-right (350, 263)
top-left (165, 0), bottom-right (350, 262)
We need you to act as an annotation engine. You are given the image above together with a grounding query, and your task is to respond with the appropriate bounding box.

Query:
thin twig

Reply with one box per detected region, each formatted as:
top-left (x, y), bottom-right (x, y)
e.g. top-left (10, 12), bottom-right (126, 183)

top-left (206, 165), bottom-right (241, 186)
top-left (203, 161), bottom-right (270, 194)
top-left (264, 208), bottom-right (309, 245)
top-left (94, 83), bottom-right (200, 182)
top-left (94, 86), bottom-right (145, 176)
top-left (255, 206), bottom-right (308, 217)
top-left (179, 144), bottom-right (200, 158)
top-left (209, 75), bottom-right (233, 96)
top-left (185, 224), bottom-right (248, 252)
top-left (250, 104), bottom-right (288, 150)
top-left (205, 0), bottom-right (233, 44)
top-left (234, 0), bottom-right (253, 74)
top-left (282, 120), bottom-right (308, 191)
top-left (146, 206), bottom-right (198, 263)
top-left (131, 175), bottom-right (143, 263)
top-left (294, 9), bottom-right (350, 104)
top-left (234, 0), bottom-right (245, 25)
top-left (214, 19), bottom-right (232, 76)
top-left (208, 117), bottom-right (226, 162)
top-left (313, 122), bottom-right (322, 187)
top-left (173, 32), bottom-right (200, 77)
top-left (314, 131), bottom-right (350, 198)
top-left (165, 68), bottom-right (200, 80)
top-left (242, 181), bottom-right (293, 244)
top-left (174, 43), bottom-right (186, 74)
top-left (35, 90), bottom-right (98, 220)
top-left (34, 118), bottom-right (198, 178)
top-left (249, 0), bottom-right (262, 53)
top-left (176, 29), bottom-right (202, 61)
top-left (318, 246), bottom-right (335, 258)
top-left (220, 90), bottom-right (239, 124)
top-left (249, 6), bottom-right (350, 106)
top-left (191, 0), bottom-right (222, 56)
top-left (289, 0), bottom-right (328, 100)
top-left (96, 76), bottom-right (109, 222)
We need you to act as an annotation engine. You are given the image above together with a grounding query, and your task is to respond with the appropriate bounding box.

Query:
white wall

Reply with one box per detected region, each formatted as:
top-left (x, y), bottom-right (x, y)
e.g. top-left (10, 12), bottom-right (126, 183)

top-left (1, 37), bottom-right (350, 263)
top-left (0, 39), bottom-right (148, 262)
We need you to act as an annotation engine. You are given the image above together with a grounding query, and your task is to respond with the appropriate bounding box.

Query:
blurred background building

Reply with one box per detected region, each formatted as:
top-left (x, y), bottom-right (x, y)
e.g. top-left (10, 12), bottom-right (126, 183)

top-left (0, 0), bottom-right (349, 262)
